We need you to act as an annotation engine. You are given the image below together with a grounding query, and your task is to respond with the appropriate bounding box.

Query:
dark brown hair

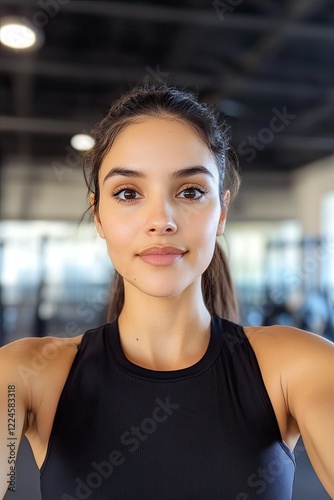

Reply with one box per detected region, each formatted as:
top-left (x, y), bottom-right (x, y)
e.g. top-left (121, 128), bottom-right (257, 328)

top-left (83, 84), bottom-right (241, 322)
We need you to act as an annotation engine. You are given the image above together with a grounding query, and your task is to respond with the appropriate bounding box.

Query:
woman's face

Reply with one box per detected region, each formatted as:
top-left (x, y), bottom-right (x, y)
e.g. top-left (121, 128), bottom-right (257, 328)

top-left (95, 117), bottom-right (228, 299)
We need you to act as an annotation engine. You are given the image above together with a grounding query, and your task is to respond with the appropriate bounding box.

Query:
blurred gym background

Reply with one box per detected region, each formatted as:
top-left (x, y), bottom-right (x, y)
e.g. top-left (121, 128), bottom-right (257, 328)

top-left (0, 0), bottom-right (333, 498)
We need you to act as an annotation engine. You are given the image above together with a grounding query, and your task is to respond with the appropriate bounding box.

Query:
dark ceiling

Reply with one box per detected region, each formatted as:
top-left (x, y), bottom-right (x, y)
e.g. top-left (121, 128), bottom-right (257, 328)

top-left (1, 0), bottom-right (334, 176)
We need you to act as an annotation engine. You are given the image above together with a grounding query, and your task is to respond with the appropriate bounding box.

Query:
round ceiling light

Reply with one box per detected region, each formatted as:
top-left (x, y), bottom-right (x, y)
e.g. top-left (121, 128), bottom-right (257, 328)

top-left (0, 17), bottom-right (42, 50)
top-left (71, 134), bottom-right (96, 152)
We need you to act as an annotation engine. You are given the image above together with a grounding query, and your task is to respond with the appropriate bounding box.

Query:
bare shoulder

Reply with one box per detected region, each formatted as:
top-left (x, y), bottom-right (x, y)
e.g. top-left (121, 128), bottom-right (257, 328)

top-left (242, 324), bottom-right (334, 451)
top-left (1, 333), bottom-right (83, 357)
top-left (2, 334), bottom-right (82, 382)
top-left (244, 323), bottom-right (334, 388)
top-left (1, 334), bottom-right (84, 416)
top-left (21, 333), bottom-right (83, 395)
top-left (244, 325), bottom-right (334, 496)
top-left (1, 334), bottom-right (84, 468)
top-left (244, 323), bottom-right (334, 363)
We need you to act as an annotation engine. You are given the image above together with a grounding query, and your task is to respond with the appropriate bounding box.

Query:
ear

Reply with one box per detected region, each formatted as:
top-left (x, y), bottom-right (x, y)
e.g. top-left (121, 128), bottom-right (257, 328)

top-left (90, 194), bottom-right (105, 239)
top-left (216, 190), bottom-right (230, 237)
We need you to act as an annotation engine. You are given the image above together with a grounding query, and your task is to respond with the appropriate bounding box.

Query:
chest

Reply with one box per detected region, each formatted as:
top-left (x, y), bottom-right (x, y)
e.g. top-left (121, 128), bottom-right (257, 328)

top-left (39, 364), bottom-right (295, 499)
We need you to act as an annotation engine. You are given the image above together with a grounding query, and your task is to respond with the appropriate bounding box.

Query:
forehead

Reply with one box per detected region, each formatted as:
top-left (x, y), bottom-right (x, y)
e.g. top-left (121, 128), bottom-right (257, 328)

top-left (99, 117), bottom-right (218, 177)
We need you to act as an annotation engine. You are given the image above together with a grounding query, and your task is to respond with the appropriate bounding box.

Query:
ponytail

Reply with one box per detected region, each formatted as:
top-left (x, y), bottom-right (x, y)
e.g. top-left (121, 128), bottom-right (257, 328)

top-left (201, 242), bottom-right (239, 322)
top-left (107, 243), bottom-right (239, 323)
top-left (107, 270), bottom-right (124, 323)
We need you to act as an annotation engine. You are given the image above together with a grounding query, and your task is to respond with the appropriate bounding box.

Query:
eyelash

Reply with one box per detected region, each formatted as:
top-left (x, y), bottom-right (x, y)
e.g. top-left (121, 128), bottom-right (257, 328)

top-left (111, 186), bottom-right (137, 204)
top-left (111, 184), bottom-right (208, 204)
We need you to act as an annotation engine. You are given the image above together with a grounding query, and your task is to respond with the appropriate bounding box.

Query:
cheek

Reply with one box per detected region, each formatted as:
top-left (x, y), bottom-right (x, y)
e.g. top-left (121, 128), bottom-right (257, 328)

top-left (186, 202), bottom-right (220, 235)
top-left (105, 223), bottom-right (134, 250)
top-left (190, 216), bottom-right (219, 260)
top-left (99, 204), bottom-right (135, 241)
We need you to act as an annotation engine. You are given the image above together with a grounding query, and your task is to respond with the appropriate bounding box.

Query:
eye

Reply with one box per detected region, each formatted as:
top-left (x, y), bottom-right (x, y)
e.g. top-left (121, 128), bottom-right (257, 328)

top-left (177, 186), bottom-right (207, 200)
top-left (112, 187), bottom-right (142, 203)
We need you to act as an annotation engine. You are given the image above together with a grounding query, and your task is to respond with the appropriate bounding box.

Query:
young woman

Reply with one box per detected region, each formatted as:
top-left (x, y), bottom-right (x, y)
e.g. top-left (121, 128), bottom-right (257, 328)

top-left (1, 85), bottom-right (334, 500)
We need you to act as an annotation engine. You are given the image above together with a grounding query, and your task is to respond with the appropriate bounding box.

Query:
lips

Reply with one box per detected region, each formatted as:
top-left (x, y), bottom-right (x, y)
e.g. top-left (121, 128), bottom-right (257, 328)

top-left (137, 246), bottom-right (185, 256)
top-left (137, 246), bottom-right (186, 266)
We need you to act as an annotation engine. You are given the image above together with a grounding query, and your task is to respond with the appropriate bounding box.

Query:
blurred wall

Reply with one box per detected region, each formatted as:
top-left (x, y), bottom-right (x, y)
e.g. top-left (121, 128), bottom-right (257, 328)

top-left (293, 154), bottom-right (334, 234)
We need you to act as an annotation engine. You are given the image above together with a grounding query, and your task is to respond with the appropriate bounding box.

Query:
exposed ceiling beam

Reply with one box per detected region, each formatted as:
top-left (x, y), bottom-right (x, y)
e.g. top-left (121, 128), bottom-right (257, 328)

top-left (287, 97), bottom-right (334, 134)
top-left (285, 0), bottom-right (330, 18)
top-left (231, 0), bottom-right (329, 84)
top-left (0, 116), bottom-right (90, 135)
top-left (0, 58), bottom-right (183, 85)
top-left (246, 0), bottom-right (280, 15)
top-left (12, 64), bottom-right (34, 158)
top-left (2, 0), bottom-right (334, 40)
top-left (233, 134), bottom-right (334, 151)
top-left (237, 0), bottom-right (321, 74)
top-left (0, 59), bottom-right (332, 100)
top-left (1, 115), bottom-right (334, 152)
top-left (279, 135), bottom-right (334, 151)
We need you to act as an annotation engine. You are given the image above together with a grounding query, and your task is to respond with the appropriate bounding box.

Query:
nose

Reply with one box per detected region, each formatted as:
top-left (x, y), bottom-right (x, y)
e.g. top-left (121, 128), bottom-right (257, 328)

top-left (144, 199), bottom-right (178, 235)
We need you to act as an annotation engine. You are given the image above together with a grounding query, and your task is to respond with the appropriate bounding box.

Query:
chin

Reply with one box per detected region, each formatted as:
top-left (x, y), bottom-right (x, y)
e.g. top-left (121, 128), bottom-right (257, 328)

top-left (128, 275), bottom-right (200, 300)
top-left (138, 285), bottom-right (186, 299)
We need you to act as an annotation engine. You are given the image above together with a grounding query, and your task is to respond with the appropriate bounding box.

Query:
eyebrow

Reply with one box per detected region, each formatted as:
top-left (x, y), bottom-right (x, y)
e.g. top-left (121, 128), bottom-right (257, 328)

top-left (103, 166), bottom-right (214, 184)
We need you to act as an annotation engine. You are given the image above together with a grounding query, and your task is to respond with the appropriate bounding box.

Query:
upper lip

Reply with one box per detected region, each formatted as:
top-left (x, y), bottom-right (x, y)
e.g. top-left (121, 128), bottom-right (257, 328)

top-left (137, 246), bottom-right (186, 256)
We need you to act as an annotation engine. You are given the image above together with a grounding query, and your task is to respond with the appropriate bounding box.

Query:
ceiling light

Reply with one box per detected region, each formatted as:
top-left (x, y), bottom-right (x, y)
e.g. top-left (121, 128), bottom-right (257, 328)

top-left (0, 17), bottom-right (42, 50)
top-left (71, 134), bottom-right (95, 152)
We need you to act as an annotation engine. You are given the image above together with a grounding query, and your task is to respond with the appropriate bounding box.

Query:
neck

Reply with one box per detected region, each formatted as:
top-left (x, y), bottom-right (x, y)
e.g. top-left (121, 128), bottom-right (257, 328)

top-left (117, 280), bottom-right (211, 370)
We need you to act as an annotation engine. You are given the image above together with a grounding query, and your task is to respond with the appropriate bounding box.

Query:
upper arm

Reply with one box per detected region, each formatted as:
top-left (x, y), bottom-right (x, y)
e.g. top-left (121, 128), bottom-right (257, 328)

top-left (285, 329), bottom-right (334, 497)
top-left (0, 339), bottom-right (32, 498)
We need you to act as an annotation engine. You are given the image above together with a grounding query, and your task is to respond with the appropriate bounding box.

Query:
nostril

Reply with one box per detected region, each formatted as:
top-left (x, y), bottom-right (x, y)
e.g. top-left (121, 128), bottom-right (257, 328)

top-left (146, 221), bottom-right (177, 234)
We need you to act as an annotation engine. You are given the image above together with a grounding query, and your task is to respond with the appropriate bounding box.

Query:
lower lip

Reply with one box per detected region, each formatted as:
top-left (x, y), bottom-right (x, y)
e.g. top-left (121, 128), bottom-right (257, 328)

top-left (138, 254), bottom-right (184, 266)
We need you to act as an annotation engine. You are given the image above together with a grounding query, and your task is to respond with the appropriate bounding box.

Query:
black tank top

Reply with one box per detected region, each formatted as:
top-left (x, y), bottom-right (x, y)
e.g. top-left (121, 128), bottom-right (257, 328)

top-left (40, 316), bottom-right (295, 499)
